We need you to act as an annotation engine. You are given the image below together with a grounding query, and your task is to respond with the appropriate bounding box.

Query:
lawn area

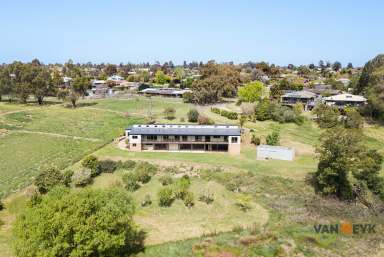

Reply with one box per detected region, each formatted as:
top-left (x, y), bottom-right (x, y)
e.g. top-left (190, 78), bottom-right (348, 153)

top-left (92, 174), bottom-right (268, 245)
top-left (0, 103), bottom-right (142, 195)
top-left (82, 96), bottom-right (195, 123)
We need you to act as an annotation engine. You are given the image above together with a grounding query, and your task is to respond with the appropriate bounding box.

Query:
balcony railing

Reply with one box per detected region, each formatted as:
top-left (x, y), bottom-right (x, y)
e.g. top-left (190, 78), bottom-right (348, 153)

top-left (142, 139), bottom-right (228, 144)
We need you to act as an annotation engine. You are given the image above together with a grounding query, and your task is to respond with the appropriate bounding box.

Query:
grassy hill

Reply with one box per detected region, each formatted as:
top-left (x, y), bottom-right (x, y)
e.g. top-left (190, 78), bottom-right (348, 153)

top-left (0, 96), bottom-right (384, 257)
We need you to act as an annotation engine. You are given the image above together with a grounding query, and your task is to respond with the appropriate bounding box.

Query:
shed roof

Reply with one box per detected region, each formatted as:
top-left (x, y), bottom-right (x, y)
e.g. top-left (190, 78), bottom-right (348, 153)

top-left (126, 124), bottom-right (241, 136)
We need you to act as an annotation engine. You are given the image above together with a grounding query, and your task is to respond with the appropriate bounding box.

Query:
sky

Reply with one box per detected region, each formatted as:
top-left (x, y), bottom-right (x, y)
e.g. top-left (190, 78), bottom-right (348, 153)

top-left (1, 0), bottom-right (383, 66)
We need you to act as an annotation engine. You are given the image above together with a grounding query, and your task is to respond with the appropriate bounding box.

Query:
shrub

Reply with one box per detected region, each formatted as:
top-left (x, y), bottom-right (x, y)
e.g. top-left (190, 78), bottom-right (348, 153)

top-left (81, 155), bottom-right (100, 177)
top-left (266, 131), bottom-right (280, 146)
top-left (211, 107), bottom-right (221, 114)
top-left (141, 194), bottom-right (152, 207)
top-left (220, 109), bottom-right (238, 120)
top-left (158, 187), bottom-right (175, 207)
top-left (99, 160), bottom-right (117, 173)
top-left (255, 99), bottom-right (272, 121)
top-left (198, 115), bottom-right (214, 125)
top-left (187, 109), bottom-right (199, 122)
top-left (134, 162), bottom-right (157, 183)
top-left (35, 167), bottom-right (66, 194)
top-left (180, 117), bottom-right (185, 122)
top-left (293, 102), bottom-right (304, 115)
top-left (72, 168), bottom-right (93, 187)
top-left (183, 191), bottom-right (194, 208)
top-left (173, 177), bottom-right (191, 200)
top-left (251, 134), bottom-right (261, 145)
top-left (0, 200), bottom-right (4, 211)
top-left (198, 191), bottom-right (214, 204)
top-left (62, 170), bottom-right (74, 186)
top-left (313, 103), bottom-right (340, 128)
top-left (163, 107), bottom-right (176, 120)
top-left (13, 187), bottom-right (145, 257)
top-left (159, 175), bottom-right (173, 186)
top-left (123, 173), bottom-right (140, 192)
top-left (183, 92), bottom-right (194, 103)
top-left (119, 160), bottom-right (136, 170)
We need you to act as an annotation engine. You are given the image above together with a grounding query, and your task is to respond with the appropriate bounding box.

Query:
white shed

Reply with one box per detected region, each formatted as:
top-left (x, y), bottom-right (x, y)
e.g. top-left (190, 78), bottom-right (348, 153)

top-left (257, 145), bottom-right (295, 161)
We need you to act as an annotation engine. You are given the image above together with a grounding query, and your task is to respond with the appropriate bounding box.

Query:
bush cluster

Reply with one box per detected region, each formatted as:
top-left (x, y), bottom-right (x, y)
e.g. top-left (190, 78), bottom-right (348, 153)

top-left (35, 167), bottom-right (71, 194)
top-left (157, 176), bottom-right (194, 207)
top-left (266, 131), bottom-right (280, 146)
top-left (187, 109), bottom-right (199, 122)
top-left (122, 162), bottom-right (157, 192)
top-left (198, 115), bottom-right (214, 125)
top-left (72, 168), bottom-right (93, 187)
top-left (159, 175), bottom-right (173, 186)
top-left (254, 100), bottom-right (304, 125)
top-left (211, 107), bottom-right (238, 120)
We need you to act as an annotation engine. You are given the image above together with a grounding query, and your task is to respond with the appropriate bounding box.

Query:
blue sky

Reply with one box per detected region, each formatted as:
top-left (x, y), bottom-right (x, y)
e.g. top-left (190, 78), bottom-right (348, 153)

top-left (1, 0), bottom-right (383, 66)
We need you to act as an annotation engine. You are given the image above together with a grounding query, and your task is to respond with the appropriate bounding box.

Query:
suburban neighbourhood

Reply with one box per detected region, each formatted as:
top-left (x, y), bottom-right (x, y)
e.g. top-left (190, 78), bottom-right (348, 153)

top-left (1, 1), bottom-right (384, 257)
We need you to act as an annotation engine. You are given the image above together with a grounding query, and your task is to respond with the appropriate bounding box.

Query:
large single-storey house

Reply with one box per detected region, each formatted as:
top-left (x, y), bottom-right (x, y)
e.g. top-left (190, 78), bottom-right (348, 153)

top-left (323, 93), bottom-right (367, 108)
top-left (139, 88), bottom-right (191, 97)
top-left (125, 124), bottom-right (241, 154)
top-left (281, 90), bottom-right (317, 110)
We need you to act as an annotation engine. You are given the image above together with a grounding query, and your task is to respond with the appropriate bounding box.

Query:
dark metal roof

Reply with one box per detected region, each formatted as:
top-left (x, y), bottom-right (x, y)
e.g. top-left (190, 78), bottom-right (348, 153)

top-left (126, 124), bottom-right (241, 136)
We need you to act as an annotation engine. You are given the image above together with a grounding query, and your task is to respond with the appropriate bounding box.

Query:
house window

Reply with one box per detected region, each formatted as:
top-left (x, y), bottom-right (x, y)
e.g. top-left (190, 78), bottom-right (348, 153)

top-left (175, 135), bottom-right (180, 141)
top-left (231, 137), bottom-right (238, 143)
top-left (132, 135), bottom-right (138, 139)
top-left (213, 136), bottom-right (221, 138)
top-left (133, 143), bottom-right (137, 147)
top-left (163, 135), bottom-right (169, 140)
top-left (182, 135), bottom-right (188, 141)
top-left (147, 135), bottom-right (157, 140)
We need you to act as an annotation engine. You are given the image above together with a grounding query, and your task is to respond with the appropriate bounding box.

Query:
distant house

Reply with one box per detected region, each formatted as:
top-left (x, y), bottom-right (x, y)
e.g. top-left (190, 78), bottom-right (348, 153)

top-left (323, 93), bottom-right (367, 108)
top-left (62, 76), bottom-right (72, 87)
top-left (125, 124), bottom-right (241, 154)
top-left (107, 75), bottom-right (124, 82)
top-left (90, 80), bottom-right (114, 96)
top-left (281, 90), bottom-right (317, 110)
top-left (139, 88), bottom-right (191, 98)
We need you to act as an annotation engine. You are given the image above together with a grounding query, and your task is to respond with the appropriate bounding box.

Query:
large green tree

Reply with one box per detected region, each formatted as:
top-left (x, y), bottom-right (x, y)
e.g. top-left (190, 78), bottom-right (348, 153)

top-left (13, 187), bottom-right (145, 257)
top-left (357, 54), bottom-right (384, 120)
top-left (313, 128), bottom-right (384, 202)
top-left (238, 81), bottom-right (266, 103)
top-left (189, 61), bottom-right (242, 104)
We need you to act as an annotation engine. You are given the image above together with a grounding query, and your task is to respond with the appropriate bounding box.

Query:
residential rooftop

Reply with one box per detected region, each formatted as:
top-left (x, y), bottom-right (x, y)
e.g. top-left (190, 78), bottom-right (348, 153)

top-left (126, 124), bottom-right (241, 136)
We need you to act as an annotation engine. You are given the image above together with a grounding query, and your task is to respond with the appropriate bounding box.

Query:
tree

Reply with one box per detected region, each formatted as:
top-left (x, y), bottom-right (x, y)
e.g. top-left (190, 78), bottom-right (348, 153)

top-left (347, 62), bottom-right (353, 69)
top-left (343, 107), bottom-right (364, 129)
top-left (58, 76), bottom-right (90, 108)
top-left (0, 66), bottom-right (13, 101)
top-left (30, 66), bottom-right (55, 105)
top-left (266, 131), bottom-right (280, 145)
top-left (34, 167), bottom-right (66, 194)
top-left (188, 62), bottom-right (242, 104)
top-left (239, 114), bottom-right (247, 128)
top-left (313, 128), bottom-right (384, 201)
top-left (238, 81), bottom-right (265, 103)
top-left (13, 187), bottom-right (146, 257)
top-left (187, 109), bottom-right (199, 122)
top-left (332, 61), bottom-right (342, 71)
top-left (154, 70), bottom-right (171, 84)
top-left (313, 103), bottom-right (340, 128)
top-left (163, 107), bottom-right (176, 120)
top-left (255, 99), bottom-right (272, 121)
top-left (104, 64), bottom-right (117, 76)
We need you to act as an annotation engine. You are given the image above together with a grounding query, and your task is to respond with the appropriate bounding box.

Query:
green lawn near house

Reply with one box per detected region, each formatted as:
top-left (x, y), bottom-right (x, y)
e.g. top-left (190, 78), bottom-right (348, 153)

top-left (91, 174), bottom-right (268, 245)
